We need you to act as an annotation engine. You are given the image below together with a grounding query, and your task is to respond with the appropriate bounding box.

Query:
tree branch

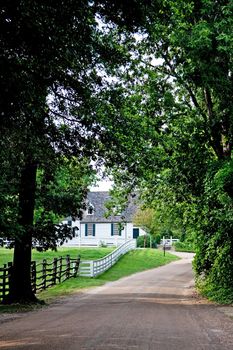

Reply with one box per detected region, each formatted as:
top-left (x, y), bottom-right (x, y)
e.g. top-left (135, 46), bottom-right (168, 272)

top-left (204, 88), bottom-right (224, 159)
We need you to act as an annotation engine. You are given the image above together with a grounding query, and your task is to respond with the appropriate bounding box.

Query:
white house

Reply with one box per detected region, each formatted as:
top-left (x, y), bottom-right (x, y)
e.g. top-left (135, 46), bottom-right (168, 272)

top-left (63, 191), bottom-right (146, 246)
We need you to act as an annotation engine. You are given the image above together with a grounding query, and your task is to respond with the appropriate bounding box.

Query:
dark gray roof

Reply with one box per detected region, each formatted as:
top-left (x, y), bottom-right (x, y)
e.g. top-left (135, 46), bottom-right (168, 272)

top-left (81, 191), bottom-right (138, 223)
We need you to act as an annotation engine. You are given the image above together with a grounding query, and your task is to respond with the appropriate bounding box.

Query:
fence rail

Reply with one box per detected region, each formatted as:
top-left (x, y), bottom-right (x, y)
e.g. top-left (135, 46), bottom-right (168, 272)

top-left (79, 239), bottom-right (136, 277)
top-left (0, 239), bottom-right (136, 301)
top-left (31, 255), bottom-right (80, 293)
top-left (0, 255), bottom-right (80, 302)
top-left (0, 264), bottom-right (10, 301)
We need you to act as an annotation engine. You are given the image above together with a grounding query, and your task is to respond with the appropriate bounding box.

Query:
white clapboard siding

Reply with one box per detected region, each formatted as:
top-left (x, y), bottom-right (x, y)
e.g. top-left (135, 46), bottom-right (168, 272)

top-left (79, 239), bottom-right (136, 277)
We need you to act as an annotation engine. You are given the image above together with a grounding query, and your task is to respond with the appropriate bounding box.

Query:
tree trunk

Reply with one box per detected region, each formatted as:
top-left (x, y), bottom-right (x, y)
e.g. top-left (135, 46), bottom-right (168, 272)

top-left (2, 160), bottom-right (38, 304)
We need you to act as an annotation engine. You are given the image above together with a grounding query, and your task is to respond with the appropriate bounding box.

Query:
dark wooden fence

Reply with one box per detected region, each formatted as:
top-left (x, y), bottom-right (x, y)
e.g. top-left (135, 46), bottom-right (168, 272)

top-left (0, 263), bottom-right (11, 301)
top-left (0, 255), bottom-right (80, 302)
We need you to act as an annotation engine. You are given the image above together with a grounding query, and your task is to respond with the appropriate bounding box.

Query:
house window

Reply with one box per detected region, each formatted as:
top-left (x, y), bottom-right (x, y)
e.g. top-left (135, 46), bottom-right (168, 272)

top-left (111, 223), bottom-right (122, 236)
top-left (85, 223), bottom-right (95, 236)
top-left (87, 205), bottom-right (94, 215)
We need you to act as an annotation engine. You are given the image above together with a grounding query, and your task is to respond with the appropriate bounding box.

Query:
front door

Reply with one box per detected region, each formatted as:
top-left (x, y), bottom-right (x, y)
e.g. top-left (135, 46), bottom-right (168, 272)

top-left (133, 228), bottom-right (139, 239)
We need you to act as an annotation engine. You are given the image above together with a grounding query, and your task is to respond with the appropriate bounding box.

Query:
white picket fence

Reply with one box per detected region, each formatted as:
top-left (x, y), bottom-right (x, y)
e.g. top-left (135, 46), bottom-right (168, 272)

top-left (79, 239), bottom-right (136, 277)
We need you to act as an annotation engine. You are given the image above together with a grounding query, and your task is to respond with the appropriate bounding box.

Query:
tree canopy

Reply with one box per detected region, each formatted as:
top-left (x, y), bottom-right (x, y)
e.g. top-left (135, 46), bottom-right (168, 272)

top-left (1, 0), bottom-right (233, 304)
top-left (0, 0), bottom-right (150, 303)
top-left (107, 0), bottom-right (233, 302)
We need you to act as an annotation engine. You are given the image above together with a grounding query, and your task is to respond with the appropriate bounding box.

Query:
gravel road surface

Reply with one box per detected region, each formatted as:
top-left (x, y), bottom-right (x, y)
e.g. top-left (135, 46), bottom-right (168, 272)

top-left (0, 253), bottom-right (233, 350)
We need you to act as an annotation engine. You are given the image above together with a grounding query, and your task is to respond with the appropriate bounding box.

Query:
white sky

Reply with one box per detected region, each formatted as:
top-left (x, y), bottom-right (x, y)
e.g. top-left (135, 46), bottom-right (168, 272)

top-left (90, 179), bottom-right (113, 192)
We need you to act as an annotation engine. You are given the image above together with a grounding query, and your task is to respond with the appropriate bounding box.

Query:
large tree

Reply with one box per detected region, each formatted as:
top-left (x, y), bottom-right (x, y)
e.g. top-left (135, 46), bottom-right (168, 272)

top-left (107, 0), bottom-right (233, 300)
top-left (0, 0), bottom-right (151, 303)
top-left (2, 0), bottom-right (232, 304)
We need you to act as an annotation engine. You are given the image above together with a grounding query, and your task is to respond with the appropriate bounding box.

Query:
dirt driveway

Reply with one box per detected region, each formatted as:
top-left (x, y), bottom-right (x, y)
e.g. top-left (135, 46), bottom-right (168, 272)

top-left (0, 254), bottom-right (233, 350)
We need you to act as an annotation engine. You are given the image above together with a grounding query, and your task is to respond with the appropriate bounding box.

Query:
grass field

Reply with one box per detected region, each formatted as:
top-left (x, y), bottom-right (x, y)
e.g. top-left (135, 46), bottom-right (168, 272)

top-left (0, 247), bottom-right (115, 267)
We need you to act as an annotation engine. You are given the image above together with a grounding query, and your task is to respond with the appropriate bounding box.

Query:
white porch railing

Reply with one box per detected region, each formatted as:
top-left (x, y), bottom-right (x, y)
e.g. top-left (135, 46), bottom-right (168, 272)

top-left (79, 239), bottom-right (136, 277)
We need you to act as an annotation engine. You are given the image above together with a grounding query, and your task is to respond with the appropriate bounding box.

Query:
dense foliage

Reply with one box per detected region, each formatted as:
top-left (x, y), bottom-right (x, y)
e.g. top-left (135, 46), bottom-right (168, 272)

top-left (1, 0), bottom-right (233, 303)
top-left (136, 234), bottom-right (157, 248)
top-left (0, 0), bottom-right (149, 303)
top-left (108, 0), bottom-right (233, 302)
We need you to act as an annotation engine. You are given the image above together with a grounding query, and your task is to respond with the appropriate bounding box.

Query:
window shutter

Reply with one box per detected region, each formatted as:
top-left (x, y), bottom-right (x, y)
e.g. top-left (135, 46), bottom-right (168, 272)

top-left (85, 224), bottom-right (88, 236)
top-left (93, 224), bottom-right (96, 236)
top-left (119, 227), bottom-right (122, 236)
top-left (111, 223), bottom-right (114, 236)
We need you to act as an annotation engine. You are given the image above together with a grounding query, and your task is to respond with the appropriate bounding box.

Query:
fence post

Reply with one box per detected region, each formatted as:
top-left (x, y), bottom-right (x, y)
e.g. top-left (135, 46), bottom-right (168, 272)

top-left (73, 256), bottom-right (80, 278)
top-left (90, 261), bottom-right (94, 277)
top-left (31, 261), bottom-right (37, 293)
top-left (7, 262), bottom-right (13, 296)
top-left (66, 255), bottom-right (70, 279)
top-left (2, 264), bottom-right (6, 300)
top-left (58, 257), bottom-right (62, 282)
top-left (53, 258), bottom-right (58, 285)
top-left (42, 259), bottom-right (47, 290)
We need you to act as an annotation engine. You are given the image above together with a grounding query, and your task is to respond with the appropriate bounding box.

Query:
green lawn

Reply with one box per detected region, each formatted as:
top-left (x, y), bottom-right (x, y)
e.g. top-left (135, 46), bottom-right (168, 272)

top-left (38, 249), bottom-right (179, 301)
top-left (0, 247), bottom-right (114, 267)
top-left (0, 248), bottom-right (13, 266)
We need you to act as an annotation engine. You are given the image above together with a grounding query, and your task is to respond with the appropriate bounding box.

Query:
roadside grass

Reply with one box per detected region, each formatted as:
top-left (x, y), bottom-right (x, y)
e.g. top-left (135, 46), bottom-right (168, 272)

top-left (0, 248), bottom-right (14, 266)
top-left (98, 248), bottom-right (179, 281)
top-left (38, 249), bottom-right (179, 301)
top-left (0, 247), bottom-right (114, 266)
top-left (0, 303), bottom-right (45, 313)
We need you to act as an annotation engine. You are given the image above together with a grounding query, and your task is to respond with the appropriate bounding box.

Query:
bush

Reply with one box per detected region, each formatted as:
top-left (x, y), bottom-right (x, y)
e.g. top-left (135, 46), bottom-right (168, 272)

top-left (154, 234), bottom-right (161, 244)
top-left (136, 235), bottom-right (157, 248)
top-left (98, 240), bottom-right (107, 248)
top-left (174, 241), bottom-right (195, 252)
top-left (196, 275), bottom-right (233, 304)
top-left (192, 161), bottom-right (233, 304)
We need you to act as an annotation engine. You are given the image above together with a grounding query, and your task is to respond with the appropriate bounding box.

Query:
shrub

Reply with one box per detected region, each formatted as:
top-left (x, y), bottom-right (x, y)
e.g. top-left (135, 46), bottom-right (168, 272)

top-left (196, 275), bottom-right (233, 304)
top-left (174, 241), bottom-right (195, 252)
top-left (154, 234), bottom-right (161, 244)
top-left (136, 235), bottom-right (157, 248)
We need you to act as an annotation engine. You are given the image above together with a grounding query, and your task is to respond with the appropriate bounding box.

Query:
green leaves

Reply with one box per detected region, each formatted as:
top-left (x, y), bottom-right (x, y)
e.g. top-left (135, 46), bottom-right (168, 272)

top-left (95, 0), bottom-right (233, 302)
top-left (34, 157), bottom-right (95, 242)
